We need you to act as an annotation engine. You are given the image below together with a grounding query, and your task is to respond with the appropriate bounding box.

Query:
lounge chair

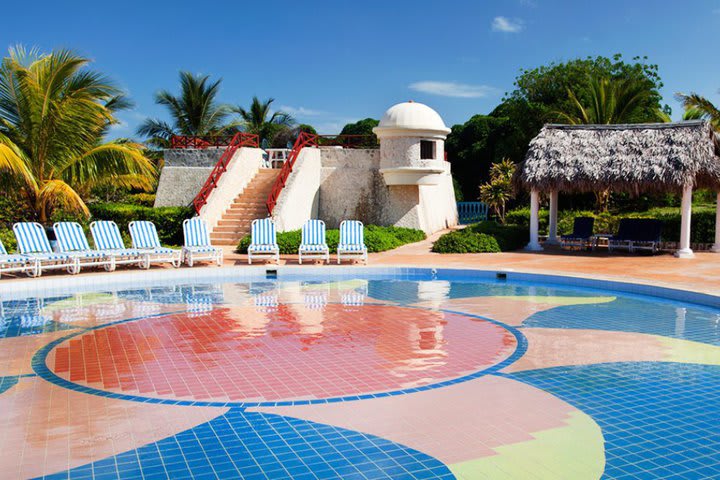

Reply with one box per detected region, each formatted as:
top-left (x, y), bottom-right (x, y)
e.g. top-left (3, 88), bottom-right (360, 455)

top-left (128, 221), bottom-right (182, 268)
top-left (609, 219), bottom-right (663, 254)
top-left (0, 237), bottom-right (36, 278)
top-left (337, 220), bottom-right (368, 264)
top-left (13, 222), bottom-right (79, 276)
top-left (298, 219), bottom-right (329, 264)
top-left (53, 222), bottom-right (115, 272)
top-left (561, 217), bottom-right (595, 250)
top-left (182, 218), bottom-right (223, 267)
top-left (248, 218), bottom-right (280, 264)
top-left (90, 220), bottom-right (148, 269)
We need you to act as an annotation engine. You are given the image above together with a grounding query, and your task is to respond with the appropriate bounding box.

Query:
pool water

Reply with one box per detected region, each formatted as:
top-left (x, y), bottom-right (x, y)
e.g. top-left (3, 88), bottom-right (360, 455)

top-left (2, 274), bottom-right (720, 479)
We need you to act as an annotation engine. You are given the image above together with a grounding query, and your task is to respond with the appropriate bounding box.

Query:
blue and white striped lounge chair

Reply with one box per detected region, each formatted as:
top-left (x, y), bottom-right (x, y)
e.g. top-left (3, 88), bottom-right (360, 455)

top-left (90, 220), bottom-right (147, 269)
top-left (298, 219), bottom-right (329, 264)
top-left (337, 220), bottom-right (368, 264)
top-left (182, 218), bottom-right (223, 267)
top-left (128, 221), bottom-right (182, 268)
top-left (248, 218), bottom-right (280, 264)
top-left (13, 222), bottom-right (79, 276)
top-left (0, 237), bottom-right (36, 278)
top-left (54, 222), bottom-right (115, 272)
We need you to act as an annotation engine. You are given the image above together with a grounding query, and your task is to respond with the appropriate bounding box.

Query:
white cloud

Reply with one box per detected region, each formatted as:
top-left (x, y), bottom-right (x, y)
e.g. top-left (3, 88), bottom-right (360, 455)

top-left (491, 16), bottom-right (524, 33)
top-left (408, 81), bottom-right (498, 98)
top-left (279, 105), bottom-right (326, 117)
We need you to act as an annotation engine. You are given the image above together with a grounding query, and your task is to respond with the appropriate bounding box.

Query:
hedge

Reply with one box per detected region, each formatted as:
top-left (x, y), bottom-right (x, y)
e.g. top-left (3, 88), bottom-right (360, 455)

top-left (466, 221), bottom-right (529, 251)
top-left (88, 203), bottom-right (194, 246)
top-left (505, 207), bottom-right (717, 243)
top-left (236, 225), bottom-right (426, 254)
top-left (431, 230), bottom-right (501, 253)
top-left (0, 227), bottom-right (16, 252)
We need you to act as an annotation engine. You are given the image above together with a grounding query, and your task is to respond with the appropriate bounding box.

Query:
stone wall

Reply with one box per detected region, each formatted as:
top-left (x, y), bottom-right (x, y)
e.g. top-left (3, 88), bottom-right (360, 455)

top-left (164, 148), bottom-right (225, 167)
top-left (318, 149), bottom-right (383, 228)
top-left (154, 148), bottom-right (225, 207)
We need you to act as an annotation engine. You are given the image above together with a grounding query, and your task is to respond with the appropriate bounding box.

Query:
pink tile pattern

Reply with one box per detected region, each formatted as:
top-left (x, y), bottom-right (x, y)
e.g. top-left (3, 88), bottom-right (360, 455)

top-left (47, 304), bottom-right (517, 402)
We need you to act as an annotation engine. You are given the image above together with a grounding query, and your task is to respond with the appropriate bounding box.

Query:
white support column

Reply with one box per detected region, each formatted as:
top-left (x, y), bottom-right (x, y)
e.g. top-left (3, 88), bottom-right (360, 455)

top-left (675, 184), bottom-right (694, 258)
top-left (712, 192), bottom-right (720, 253)
top-left (546, 190), bottom-right (560, 245)
top-left (525, 189), bottom-right (543, 251)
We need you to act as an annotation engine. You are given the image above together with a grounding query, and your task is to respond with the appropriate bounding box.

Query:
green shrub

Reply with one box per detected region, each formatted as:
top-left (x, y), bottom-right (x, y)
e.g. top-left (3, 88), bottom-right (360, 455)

top-left (126, 193), bottom-right (156, 207)
top-left (431, 230), bottom-right (501, 253)
top-left (467, 221), bottom-right (528, 251)
top-left (236, 225), bottom-right (425, 254)
top-left (505, 206), bottom-right (717, 243)
top-left (0, 227), bottom-right (16, 252)
top-left (88, 203), bottom-right (193, 246)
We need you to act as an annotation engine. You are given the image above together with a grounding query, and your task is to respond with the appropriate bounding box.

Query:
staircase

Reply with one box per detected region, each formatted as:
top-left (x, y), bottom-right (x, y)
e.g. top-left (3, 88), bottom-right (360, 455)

top-left (209, 169), bottom-right (281, 246)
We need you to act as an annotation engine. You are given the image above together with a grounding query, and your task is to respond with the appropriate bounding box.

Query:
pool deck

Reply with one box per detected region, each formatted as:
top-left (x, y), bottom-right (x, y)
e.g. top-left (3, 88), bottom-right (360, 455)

top-left (220, 230), bottom-right (720, 297)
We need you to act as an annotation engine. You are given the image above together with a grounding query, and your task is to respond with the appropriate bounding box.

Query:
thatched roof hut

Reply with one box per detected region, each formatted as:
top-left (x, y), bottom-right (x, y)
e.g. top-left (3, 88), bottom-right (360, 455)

top-left (517, 121), bottom-right (720, 194)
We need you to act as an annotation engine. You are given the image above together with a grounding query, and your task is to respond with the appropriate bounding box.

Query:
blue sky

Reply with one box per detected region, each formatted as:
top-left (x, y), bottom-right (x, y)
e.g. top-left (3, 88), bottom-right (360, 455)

top-left (3, 0), bottom-right (720, 137)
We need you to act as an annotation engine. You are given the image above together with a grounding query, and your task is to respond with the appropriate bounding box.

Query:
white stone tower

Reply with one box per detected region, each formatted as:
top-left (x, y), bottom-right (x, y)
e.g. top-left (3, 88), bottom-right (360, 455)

top-left (373, 101), bottom-right (458, 233)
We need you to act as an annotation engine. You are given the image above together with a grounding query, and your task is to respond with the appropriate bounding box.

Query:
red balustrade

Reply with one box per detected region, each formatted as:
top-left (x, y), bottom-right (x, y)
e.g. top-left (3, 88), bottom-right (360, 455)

top-left (192, 133), bottom-right (260, 214)
top-left (170, 135), bottom-right (240, 149)
top-left (265, 132), bottom-right (318, 215)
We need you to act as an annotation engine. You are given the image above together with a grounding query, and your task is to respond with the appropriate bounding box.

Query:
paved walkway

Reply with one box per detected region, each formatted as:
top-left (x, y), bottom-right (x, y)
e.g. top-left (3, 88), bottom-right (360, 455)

top-left (221, 230), bottom-right (720, 296)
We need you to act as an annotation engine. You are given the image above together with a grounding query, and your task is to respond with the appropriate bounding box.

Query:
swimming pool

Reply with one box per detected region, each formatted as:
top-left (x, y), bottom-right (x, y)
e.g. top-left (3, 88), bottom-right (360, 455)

top-left (2, 268), bottom-right (719, 479)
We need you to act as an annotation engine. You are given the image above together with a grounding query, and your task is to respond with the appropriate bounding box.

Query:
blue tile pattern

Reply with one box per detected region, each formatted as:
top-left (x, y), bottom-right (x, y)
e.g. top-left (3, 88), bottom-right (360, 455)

top-left (40, 410), bottom-right (454, 480)
top-left (505, 363), bottom-right (720, 480)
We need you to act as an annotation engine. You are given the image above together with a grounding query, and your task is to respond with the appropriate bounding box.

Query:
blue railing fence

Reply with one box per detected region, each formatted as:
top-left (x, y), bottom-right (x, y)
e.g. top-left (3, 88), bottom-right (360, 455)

top-left (457, 202), bottom-right (489, 224)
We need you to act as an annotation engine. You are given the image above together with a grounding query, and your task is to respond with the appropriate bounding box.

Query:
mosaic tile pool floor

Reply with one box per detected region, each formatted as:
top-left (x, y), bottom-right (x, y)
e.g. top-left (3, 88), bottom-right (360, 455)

top-left (2, 274), bottom-right (719, 479)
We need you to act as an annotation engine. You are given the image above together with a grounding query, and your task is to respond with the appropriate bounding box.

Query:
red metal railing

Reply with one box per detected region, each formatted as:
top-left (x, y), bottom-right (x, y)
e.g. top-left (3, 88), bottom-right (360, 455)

top-left (192, 133), bottom-right (259, 213)
top-left (266, 132), bottom-right (319, 215)
top-left (171, 135), bottom-right (238, 149)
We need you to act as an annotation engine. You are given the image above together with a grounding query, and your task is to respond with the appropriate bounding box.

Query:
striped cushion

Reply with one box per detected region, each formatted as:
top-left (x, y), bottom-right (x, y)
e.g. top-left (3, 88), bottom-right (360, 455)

top-left (13, 222), bottom-right (52, 254)
top-left (300, 244), bottom-right (328, 252)
top-left (301, 220), bottom-right (327, 247)
top-left (250, 219), bottom-right (277, 248)
top-left (183, 218), bottom-right (212, 247)
top-left (129, 221), bottom-right (163, 249)
top-left (27, 252), bottom-right (73, 261)
top-left (249, 244), bottom-right (278, 252)
top-left (91, 220), bottom-right (126, 250)
top-left (338, 243), bottom-right (366, 252)
top-left (0, 254), bottom-right (27, 265)
top-left (339, 220), bottom-right (366, 251)
top-left (185, 246), bottom-right (221, 254)
top-left (54, 222), bottom-right (92, 252)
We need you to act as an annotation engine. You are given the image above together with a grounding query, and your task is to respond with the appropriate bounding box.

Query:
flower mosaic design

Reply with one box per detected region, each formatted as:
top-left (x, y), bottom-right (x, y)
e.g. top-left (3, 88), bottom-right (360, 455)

top-left (0, 277), bottom-right (717, 479)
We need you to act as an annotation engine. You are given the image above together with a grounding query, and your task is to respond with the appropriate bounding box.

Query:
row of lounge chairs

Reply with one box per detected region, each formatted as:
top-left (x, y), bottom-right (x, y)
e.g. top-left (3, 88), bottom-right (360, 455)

top-left (0, 218), bottom-right (222, 278)
top-left (0, 217), bottom-right (370, 277)
top-left (248, 218), bottom-right (368, 264)
top-left (561, 217), bottom-right (663, 253)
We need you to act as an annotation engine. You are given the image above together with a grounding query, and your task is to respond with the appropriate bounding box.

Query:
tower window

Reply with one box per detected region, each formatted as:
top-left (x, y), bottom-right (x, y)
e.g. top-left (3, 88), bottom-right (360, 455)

top-left (420, 140), bottom-right (436, 160)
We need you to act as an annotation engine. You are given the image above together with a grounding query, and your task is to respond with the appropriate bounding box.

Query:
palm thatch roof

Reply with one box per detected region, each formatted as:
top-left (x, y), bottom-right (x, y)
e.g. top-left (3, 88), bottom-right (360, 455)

top-left (517, 121), bottom-right (720, 193)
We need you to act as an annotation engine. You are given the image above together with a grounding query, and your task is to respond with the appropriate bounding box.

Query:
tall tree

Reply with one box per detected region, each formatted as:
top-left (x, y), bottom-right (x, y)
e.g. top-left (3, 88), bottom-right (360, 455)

top-left (137, 72), bottom-right (234, 147)
top-left (234, 97), bottom-right (294, 147)
top-left (0, 47), bottom-right (154, 222)
top-left (491, 54), bottom-right (668, 155)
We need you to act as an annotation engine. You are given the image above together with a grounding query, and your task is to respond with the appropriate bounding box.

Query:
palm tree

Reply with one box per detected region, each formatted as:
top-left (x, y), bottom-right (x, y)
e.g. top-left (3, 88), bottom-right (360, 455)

top-left (556, 76), bottom-right (669, 211)
top-left (556, 76), bottom-right (669, 125)
top-left (137, 72), bottom-right (235, 147)
top-left (479, 158), bottom-right (515, 224)
top-left (676, 92), bottom-right (720, 130)
top-left (0, 47), bottom-right (154, 222)
top-left (234, 97), bottom-right (294, 146)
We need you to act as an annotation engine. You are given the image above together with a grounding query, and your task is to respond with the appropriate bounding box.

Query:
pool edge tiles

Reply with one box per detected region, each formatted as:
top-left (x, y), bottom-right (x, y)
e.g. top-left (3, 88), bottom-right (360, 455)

top-left (2, 265), bottom-right (719, 309)
top-left (30, 303), bottom-right (528, 408)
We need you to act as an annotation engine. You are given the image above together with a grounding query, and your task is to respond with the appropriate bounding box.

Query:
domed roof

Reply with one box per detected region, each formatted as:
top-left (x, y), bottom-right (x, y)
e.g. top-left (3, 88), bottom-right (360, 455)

top-left (373, 101), bottom-right (451, 138)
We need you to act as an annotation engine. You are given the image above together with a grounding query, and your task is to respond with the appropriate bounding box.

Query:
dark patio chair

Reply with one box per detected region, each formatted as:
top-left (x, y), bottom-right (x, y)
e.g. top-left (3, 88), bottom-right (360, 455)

top-left (609, 219), bottom-right (663, 254)
top-left (560, 217), bottom-right (595, 249)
